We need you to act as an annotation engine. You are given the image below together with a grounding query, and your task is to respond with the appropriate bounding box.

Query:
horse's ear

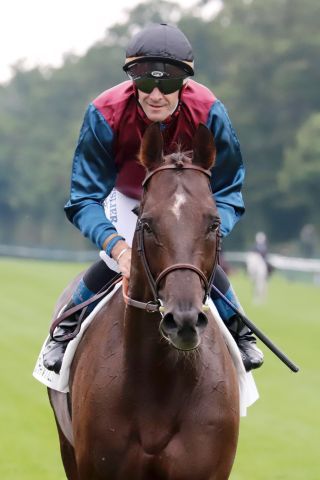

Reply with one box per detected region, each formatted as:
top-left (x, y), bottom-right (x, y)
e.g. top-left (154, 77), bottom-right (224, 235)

top-left (139, 123), bottom-right (164, 170)
top-left (192, 124), bottom-right (216, 169)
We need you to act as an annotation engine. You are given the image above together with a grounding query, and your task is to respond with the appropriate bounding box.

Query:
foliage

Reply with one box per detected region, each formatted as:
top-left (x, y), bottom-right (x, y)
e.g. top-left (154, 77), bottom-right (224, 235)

top-left (278, 112), bottom-right (320, 219)
top-left (0, 0), bottom-right (319, 249)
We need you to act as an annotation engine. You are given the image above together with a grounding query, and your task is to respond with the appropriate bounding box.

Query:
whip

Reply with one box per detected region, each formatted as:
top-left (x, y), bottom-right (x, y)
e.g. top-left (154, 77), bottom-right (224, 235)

top-left (211, 285), bottom-right (300, 373)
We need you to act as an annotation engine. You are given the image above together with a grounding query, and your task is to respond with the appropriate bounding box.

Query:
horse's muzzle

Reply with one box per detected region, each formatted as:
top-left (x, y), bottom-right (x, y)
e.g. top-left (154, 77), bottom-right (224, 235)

top-left (160, 308), bottom-right (208, 350)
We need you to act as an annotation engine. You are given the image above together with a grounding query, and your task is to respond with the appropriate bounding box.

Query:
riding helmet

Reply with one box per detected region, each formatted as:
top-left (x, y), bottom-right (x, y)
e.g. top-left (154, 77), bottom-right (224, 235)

top-left (123, 23), bottom-right (194, 78)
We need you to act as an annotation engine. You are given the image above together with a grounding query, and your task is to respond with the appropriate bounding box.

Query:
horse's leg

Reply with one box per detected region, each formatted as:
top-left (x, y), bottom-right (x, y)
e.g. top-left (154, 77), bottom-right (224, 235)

top-left (54, 418), bottom-right (79, 480)
top-left (259, 277), bottom-right (266, 303)
top-left (253, 274), bottom-right (262, 304)
top-left (48, 389), bottom-right (78, 478)
top-left (255, 277), bottom-right (262, 304)
top-left (255, 271), bottom-right (267, 304)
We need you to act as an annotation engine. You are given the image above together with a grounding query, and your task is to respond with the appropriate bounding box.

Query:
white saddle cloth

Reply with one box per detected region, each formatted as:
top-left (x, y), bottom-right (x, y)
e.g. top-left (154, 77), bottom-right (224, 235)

top-left (33, 283), bottom-right (259, 416)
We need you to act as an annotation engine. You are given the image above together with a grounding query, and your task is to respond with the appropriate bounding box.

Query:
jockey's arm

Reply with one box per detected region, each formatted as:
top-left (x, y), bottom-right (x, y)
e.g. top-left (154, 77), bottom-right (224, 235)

top-left (64, 104), bottom-right (126, 252)
top-left (207, 100), bottom-right (245, 238)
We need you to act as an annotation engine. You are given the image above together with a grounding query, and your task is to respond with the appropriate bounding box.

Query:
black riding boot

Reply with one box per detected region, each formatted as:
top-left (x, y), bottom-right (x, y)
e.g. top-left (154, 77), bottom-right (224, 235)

top-left (43, 303), bottom-right (80, 374)
top-left (43, 259), bottom-right (118, 374)
top-left (227, 315), bottom-right (264, 371)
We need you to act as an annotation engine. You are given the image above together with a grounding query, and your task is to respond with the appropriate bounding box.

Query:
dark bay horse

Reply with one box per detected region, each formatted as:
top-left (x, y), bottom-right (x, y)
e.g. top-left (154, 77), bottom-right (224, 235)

top-left (49, 123), bottom-right (240, 479)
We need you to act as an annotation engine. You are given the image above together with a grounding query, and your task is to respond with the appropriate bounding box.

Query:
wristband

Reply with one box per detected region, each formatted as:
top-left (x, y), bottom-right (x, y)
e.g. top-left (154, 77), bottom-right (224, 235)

top-left (116, 248), bottom-right (129, 263)
top-left (105, 235), bottom-right (125, 257)
top-left (102, 233), bottom-right (119, 251)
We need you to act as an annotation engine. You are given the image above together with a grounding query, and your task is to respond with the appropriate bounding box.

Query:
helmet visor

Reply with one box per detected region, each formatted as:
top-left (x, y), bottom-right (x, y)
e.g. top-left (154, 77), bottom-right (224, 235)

top-left (124, 59), bottom-right (194, 79)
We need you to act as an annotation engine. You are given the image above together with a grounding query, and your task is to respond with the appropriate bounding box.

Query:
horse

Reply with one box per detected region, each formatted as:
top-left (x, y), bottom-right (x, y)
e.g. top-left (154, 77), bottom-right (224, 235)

top-left (49, 123), bottom-right (240, 480)
top-left (246, 251), bottom-right (269, 304)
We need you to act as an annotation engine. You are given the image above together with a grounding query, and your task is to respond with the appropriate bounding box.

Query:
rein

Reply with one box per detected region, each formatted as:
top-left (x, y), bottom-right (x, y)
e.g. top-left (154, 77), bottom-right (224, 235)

top-left (125, 163), bottom-right (220, 314)
top-left (50, 275), bottom-right (122, 341)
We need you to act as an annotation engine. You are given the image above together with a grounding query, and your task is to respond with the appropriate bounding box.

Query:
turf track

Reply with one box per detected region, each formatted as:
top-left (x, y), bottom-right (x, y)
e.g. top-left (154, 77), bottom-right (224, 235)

top-left (0, 258), bottom-right (318, 479)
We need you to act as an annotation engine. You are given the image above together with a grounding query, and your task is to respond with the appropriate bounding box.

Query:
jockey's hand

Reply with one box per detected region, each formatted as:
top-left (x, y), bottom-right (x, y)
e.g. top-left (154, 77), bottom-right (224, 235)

top-left (111, 241), bottom-right (131, 279)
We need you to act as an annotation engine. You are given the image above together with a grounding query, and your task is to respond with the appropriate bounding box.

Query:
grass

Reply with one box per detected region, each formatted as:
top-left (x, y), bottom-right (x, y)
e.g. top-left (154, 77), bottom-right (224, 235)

top-left (0, 258), bottom-right (319, 479)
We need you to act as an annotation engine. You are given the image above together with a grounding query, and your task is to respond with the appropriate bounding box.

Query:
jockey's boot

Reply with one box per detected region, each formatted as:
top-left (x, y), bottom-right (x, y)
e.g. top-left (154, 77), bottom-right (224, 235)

top-left (211, 266), bottom-right (264, 371)
top-left (43, 260), bottom-right (118, 374)
top-left (227, 315), bottom-right (264, 371)
top-left (42, 304), bottom-right (81, 374)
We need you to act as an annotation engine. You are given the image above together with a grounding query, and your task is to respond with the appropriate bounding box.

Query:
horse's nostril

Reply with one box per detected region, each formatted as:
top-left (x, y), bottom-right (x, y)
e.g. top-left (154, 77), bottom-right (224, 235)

top-left (196, 312), bottom-right (208, 330)
top-left (161, 313), bottom-right (178, 333)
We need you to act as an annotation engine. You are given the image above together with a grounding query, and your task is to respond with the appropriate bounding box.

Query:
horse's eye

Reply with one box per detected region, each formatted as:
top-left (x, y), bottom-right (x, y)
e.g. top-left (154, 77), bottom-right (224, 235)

top-left (143, 222), bottom-right (153, 234)
top-left (208, 221), bottom-right (220, 233)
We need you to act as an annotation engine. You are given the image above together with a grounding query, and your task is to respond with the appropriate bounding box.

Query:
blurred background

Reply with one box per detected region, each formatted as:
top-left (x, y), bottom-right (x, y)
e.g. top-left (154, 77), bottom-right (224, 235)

top-left (1, 0), bottom-right (320, 258)
top-left (1, 0), bottom-right (319, 478)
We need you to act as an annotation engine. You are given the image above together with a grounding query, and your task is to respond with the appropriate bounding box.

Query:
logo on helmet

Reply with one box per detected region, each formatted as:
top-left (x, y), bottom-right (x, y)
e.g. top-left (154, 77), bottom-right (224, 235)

top-left (151, 71), bottom-right (164, 78)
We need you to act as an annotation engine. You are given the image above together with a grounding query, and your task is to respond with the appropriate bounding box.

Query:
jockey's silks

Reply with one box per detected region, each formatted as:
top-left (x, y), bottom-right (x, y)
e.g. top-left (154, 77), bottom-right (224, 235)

top-left (65, 79), bottom-right (245, 250)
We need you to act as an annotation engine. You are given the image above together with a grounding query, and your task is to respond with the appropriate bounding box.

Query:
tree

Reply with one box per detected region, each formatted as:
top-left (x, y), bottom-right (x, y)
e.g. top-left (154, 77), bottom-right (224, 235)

top-left (278, 112), bottom-right (320, 224)
top-left (1, 0), bottom-right (320, 248)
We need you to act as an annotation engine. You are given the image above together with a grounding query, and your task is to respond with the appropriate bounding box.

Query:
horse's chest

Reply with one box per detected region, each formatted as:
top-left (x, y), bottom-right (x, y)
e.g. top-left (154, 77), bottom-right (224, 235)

top-left (134, 413), bottom-right (179, 455)
top-left (110, 410), bottom-right (230, 480)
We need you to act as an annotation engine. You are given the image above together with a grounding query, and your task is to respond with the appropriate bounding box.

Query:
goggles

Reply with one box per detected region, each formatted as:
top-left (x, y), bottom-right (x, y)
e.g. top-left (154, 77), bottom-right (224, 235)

top-left (134, 77), bottom-right (184, 94)
top-left (124, 59), bottom-right (193, 94)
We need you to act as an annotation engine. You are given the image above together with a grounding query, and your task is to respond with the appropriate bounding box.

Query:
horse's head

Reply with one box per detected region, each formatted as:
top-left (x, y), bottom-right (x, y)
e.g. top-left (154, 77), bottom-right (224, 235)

top-left (134, 123), bottom-right (220, 351)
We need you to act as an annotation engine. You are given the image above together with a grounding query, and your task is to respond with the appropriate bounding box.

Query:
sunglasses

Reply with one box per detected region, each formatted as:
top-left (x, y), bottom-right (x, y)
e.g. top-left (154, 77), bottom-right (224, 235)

top-left (134, 77), bottom-right (184, 95)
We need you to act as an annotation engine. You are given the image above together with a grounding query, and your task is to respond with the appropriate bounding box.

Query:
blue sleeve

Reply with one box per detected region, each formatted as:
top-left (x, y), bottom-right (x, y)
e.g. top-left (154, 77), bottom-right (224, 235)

top-left (206, 100), bottom-right (245, 237)
top-left (64, 104), bottom-right (118, 249)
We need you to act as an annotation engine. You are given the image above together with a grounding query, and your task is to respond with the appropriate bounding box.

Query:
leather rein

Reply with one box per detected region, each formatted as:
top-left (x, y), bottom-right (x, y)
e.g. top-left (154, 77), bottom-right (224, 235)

top-left (124, 163), bottom-right (221, 314)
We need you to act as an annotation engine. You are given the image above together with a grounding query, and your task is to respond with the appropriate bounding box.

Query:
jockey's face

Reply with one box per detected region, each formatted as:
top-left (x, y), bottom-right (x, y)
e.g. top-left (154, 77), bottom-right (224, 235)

top-left (137, 87), bottom-right (180, 122)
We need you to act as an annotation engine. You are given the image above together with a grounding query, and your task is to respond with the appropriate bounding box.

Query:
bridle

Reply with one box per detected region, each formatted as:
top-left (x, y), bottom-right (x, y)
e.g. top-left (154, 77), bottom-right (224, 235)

top-left (124, 163), bottom-right (221, 313)
top-left (50, 163), bottom-right (220, 341)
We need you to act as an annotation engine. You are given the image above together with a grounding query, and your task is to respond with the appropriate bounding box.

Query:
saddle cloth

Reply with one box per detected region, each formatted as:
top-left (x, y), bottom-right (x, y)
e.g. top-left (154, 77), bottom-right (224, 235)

top-left (33, 282), bottom-right (259, 416)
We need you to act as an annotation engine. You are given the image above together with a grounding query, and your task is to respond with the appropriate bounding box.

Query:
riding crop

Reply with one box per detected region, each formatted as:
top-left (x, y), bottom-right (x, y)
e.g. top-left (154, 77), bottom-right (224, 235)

top-left (211, 285), bottom-right (300, 373)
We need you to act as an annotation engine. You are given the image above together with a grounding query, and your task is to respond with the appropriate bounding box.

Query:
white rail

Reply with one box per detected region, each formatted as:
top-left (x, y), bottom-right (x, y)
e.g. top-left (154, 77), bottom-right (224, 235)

top-left (1, 245), bottom-right (320, 274)
top-left (0, 244), bottom-right (97, 262)
top-left (225, 252), bottom-right (320, 274)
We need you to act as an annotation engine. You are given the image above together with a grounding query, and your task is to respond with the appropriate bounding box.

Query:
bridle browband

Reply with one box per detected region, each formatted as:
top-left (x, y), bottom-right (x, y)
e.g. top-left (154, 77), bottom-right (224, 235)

top-left (124, 162), bottom-right (221, 313)
top-left (142, 163), bottom-right (212, 187)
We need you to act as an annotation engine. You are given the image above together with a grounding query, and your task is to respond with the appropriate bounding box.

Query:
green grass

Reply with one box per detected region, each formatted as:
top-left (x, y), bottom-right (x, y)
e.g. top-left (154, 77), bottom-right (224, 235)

top-left (0, 258), bottom-right (319, 479)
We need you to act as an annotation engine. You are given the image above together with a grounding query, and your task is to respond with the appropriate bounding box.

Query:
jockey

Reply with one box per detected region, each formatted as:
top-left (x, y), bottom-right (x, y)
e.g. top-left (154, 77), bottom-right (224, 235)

top-left (254, 231), bottom-right (273, 275)
top-left (43, 23), bottom-right (264, 374)
top-left (254, 232), bottom-right (268, 258)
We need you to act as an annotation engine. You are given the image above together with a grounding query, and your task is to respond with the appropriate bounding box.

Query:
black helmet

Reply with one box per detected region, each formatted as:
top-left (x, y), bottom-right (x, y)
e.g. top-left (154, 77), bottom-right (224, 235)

top-left (123, 23), bottom-right (194, 78)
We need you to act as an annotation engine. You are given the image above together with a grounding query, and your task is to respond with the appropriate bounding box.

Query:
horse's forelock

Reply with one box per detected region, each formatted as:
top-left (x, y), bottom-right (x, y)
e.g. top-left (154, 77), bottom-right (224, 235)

top-left (163, 149), bottom-right (192, 168)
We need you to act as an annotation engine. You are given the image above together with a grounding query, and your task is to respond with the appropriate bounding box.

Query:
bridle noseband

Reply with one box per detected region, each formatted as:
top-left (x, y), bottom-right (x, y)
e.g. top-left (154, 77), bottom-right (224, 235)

top-left (124, 163), bottom-right (221, 313)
